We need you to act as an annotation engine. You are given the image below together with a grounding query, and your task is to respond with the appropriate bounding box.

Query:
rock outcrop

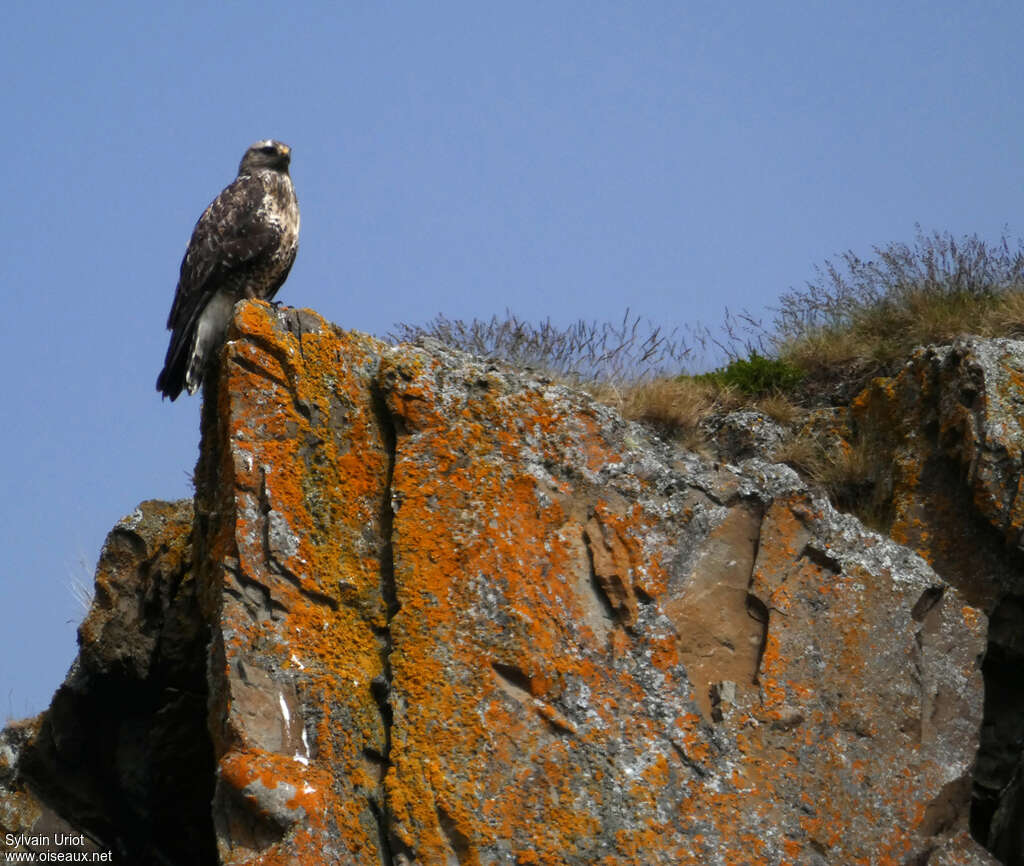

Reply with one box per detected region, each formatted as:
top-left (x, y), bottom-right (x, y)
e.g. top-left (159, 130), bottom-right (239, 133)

top-left (839, 338), bottom-right (1024, 864)
top-left (1, 303), bottom-right (1015, 864)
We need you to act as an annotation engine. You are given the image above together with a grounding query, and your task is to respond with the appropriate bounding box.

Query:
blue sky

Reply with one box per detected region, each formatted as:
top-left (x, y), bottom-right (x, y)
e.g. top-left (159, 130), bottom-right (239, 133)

top-left (3, 2), bottom-right (1022, 717)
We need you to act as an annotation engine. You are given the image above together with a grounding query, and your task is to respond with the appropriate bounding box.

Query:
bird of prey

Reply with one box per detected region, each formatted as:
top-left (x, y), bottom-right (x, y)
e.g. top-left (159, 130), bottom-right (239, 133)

top-left (156, 139), bottom-right (300, 400)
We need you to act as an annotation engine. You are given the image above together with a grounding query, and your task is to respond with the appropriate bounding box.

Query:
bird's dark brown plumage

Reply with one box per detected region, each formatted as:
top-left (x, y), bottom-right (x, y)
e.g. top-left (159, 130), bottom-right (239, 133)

top-left (157, 139), bottom-right (300, 400)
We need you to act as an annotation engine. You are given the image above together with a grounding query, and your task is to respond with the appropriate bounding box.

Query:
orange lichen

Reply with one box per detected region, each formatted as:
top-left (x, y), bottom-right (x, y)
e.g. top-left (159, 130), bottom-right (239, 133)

top-left (195, 304), bottom-right (397, 863)
top-left (187, 302), bottom-right (988, 864)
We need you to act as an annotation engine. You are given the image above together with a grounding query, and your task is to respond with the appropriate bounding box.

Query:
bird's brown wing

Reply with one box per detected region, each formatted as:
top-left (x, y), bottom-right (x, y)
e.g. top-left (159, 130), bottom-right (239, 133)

top-left (157, 173), bottom-right (286, 399)
top-left (165, 174), bottom-right (284, 332)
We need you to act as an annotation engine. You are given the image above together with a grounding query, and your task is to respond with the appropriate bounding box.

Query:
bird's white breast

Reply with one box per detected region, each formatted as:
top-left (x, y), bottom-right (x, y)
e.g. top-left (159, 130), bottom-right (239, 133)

top-left (258, 172), bottom-right (300, 250)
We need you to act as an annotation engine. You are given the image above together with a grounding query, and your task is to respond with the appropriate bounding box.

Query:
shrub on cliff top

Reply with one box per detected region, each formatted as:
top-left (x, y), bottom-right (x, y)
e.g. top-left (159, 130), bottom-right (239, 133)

top-left (389, 227), bottom-right (1024, 423)
top-left (692, 352), bottom-right (804, 397)
top-left (388, 309), bottom-right (694, 383)
top-left (775, 227), bottom-right (1024, 369)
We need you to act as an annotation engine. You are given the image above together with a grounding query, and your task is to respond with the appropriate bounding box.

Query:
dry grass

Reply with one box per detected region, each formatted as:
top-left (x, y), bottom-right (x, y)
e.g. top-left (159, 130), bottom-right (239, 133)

top-left (389, 309), bottom-right (693, 383)
top-left (775, 229), bottom-right (1024, 377)
top-left (586, 377), bottom-right (719, 450)
top-left (977, 289), bottom-right (1024, 338)
top-left (772, 424), bottom-right (891, 528)
top-left (752, 392), bottom-right (800, 425)
top-left (773, 430), bottom-right (870, 487)
top-left (779, 288), bottom-right (1024, 372)
top-left (586, 375), bottom-right (802, 453)
top-left (771, 431), bottom-right (824, 476)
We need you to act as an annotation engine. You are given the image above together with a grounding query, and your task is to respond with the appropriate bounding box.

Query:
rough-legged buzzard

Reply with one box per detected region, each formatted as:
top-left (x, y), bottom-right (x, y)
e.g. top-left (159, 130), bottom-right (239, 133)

top-left (156, 139), bottom-right (299, 400)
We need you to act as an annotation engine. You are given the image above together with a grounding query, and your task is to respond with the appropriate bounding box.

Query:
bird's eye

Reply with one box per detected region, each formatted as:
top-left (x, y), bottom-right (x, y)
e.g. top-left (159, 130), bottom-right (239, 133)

top-left (260, 145), bottom-right (277, 155)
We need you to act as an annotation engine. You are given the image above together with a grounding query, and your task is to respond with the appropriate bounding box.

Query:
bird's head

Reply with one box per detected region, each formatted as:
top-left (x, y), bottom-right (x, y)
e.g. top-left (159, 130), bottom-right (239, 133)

top-left (239, 140), bottom-right (292, 175)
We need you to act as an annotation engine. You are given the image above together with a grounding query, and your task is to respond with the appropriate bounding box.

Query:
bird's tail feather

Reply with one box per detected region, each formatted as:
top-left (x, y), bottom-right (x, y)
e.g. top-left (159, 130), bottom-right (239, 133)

top-left (156, 329), bottom-right (192, 401)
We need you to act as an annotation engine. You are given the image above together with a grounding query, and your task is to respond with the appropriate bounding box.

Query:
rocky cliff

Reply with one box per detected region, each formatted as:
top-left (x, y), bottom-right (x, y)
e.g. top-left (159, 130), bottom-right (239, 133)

top-left (2, 302), bottom-right (1021, 864)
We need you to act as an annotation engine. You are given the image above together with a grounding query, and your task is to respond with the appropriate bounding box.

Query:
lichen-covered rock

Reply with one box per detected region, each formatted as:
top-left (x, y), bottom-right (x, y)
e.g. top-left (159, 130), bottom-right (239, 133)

top-left (843, 337), bottom-right (1024, 856)
top-left (193, 306), bottom-right (394, 864)
top-left (190, 303), bottom-right (991, 864)
top-left (844, 338), bottom-right (1024, 604)
top-left (0, 305), bottom-right (1001, 864)
top-left (700, 409), bottom-right (788, 463)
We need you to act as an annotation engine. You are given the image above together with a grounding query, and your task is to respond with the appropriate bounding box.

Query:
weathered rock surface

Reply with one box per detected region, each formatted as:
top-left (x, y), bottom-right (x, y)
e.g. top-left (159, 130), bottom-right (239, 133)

top-left (700, 409), bottom-right (788, 464)
top-left (1, 305), bottom-right (1009, 864)
top-left (2, 499), bottom-right (214, 861)
top-left (836, 338), bottom-right (1024, 863)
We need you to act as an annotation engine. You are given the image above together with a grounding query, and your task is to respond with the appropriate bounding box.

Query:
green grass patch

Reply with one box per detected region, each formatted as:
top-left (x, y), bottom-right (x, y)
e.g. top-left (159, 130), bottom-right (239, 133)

top-left (691, 352), bottom-right (804, 396)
